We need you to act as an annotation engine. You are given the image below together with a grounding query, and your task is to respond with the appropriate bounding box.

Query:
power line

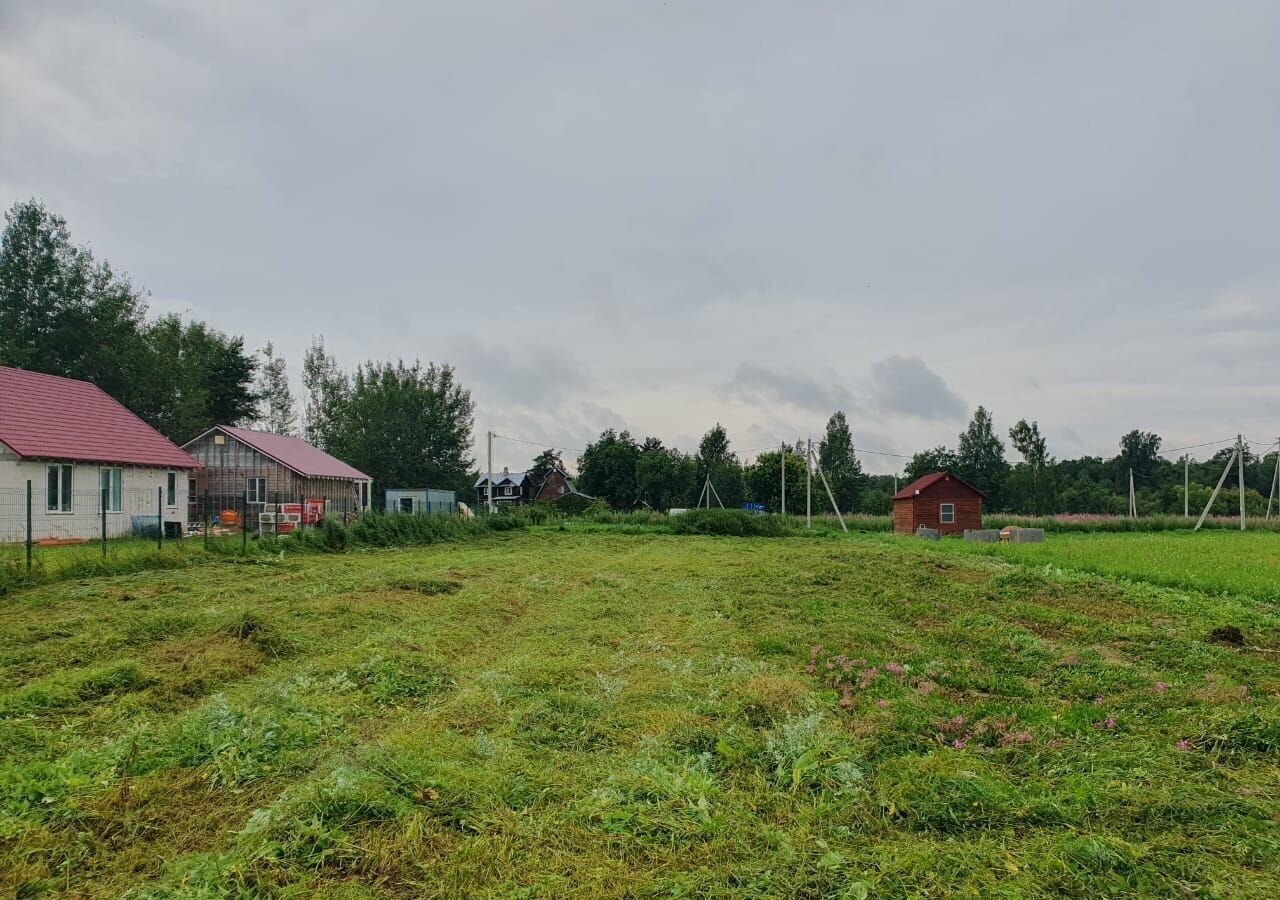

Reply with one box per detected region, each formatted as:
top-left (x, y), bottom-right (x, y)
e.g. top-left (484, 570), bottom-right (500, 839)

top-left (1163, 437), bottom-right (1236, 454)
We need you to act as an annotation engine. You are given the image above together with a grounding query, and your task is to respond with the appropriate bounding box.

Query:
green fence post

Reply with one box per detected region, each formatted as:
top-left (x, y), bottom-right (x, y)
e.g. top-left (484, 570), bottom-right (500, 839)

top-left (157, 486), bottom-right (163, 550)
top-left (101, 486), bottom-right (108, 558)
top-left (25, 479), bottom-right (33, 575)
top-left (242, 496), bottom-right (248, 555)
top-left (204, 491), bottom-right (210, 550)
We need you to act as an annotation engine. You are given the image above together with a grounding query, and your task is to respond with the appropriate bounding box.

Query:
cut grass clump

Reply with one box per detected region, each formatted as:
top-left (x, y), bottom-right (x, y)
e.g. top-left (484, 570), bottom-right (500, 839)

top-left (584, 753), bottom-right (723, 842)
top-left (222, 610), bottom-right (300, 658)
top-left (0, 661), bottom-right (148, 716)
top-left (385, 577), bottom-right (462, 596)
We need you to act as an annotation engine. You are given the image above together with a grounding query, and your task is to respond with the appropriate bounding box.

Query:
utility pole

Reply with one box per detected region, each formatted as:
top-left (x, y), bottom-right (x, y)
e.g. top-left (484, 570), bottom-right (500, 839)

top-left (1184, 455), bottom-right (1190, 517)
top-left (1129, 468), bottom-right (1136, 518)
top-left (806, 438), bottom-right (812, 529)
top-left (810, 444), bottom-right (848, 532)
top-left (1267, 438), bottom-right (1279, 520)
top-left (780, 443), bottom-right (786, 517)
top-left (486, 430), bottom-right (494, 514)
top-left (1195, 447), bottom-right (1238, 531)
top-left (1237, 433), bottom-right (1246, 530)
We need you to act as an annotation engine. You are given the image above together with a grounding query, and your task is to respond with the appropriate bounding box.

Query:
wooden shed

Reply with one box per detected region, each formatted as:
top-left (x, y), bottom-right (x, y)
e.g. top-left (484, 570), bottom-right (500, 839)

top-left (892, 471), bottom-right (984, 536)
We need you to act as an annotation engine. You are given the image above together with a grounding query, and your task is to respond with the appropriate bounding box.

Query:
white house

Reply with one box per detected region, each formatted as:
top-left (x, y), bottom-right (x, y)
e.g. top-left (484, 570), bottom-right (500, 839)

top-left (0, 366), bottom-right (200, 543)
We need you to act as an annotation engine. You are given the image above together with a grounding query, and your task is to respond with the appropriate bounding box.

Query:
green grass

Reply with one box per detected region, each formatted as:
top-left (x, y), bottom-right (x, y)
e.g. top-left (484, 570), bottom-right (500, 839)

top-left (918, 530), bottom-right (1280, 602)
top-left (2, 530), bottom-right (1278, 897)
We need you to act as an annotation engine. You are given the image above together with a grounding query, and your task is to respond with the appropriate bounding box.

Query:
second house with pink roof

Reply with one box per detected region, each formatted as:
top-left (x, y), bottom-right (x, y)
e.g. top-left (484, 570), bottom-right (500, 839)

top-left (182, 425), bottom-right (372, 527)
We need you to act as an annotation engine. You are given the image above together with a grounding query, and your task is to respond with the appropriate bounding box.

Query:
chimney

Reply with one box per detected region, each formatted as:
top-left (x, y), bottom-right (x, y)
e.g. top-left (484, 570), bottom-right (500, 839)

top-left (503, 466), bottom-right (509, 475)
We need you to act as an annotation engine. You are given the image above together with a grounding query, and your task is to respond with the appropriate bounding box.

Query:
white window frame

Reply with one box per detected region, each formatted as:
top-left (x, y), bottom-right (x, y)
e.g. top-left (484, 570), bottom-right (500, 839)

top-left (99, 466), bottom-right (123, 513)
top-left (246, 477), bottom-right (267, 504)
top-left (166, 471), bottom-right (178, 508)
top-left (47, 463), bottom-right (74, 513)
top-left (940, 502), bottom-right (956, 524)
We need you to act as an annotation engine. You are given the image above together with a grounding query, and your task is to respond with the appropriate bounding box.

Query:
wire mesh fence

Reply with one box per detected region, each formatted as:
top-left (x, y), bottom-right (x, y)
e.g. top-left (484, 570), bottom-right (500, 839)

top-left (1, 479), bottom-right (362, 580)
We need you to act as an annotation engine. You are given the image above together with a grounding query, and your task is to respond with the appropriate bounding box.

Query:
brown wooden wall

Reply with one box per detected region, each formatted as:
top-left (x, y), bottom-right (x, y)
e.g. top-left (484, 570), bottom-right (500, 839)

top-left (185, 433), bottom-right (365, 514)
top-left (893, 476), bottom-right (984, 535)
top-left (535, 470), bottom-right (571, 502)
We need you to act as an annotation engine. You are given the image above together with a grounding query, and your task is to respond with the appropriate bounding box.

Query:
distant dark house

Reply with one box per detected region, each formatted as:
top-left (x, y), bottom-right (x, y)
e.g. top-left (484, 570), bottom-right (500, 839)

top-left (475, 468), bottom-right (532, 507)
top-left (892, 471), bottom-right (984, 536)
top-left (533, 464), bottom-right (593, 504)
top-left (184, 425), bottom-right (372, 520)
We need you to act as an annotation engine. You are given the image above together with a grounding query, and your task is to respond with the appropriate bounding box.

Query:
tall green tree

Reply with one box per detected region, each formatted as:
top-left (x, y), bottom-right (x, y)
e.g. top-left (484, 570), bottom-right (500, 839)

top-left (328, 360), bottom-right (474, 500)
top-left (816, 411), bottom-right (864, 513)
top-left (1117, 430), bottom-right (1163, 486)
top-left (1008, 419), bottom-right (1053, 515)
top-left (253, 342), bottom-right (296, 435)
top-left (302, 336), bottom-right (351, 450)
top-left (529, 448), bottom-right (564, 491)
top-left (904, 446), bottom-right (959, 483)
top-left (695, 424), bottom-right (745, 507)
top-left (577, 429), bottom-right (641, 508)
top-left (956, 406), bottom-right (1009, 506)
top-left (0, 199), bottom-right (257, 443)
top-left (745, 450), bottom-right (808, 514)
top-left (634, 438), bottom-right (697, 510)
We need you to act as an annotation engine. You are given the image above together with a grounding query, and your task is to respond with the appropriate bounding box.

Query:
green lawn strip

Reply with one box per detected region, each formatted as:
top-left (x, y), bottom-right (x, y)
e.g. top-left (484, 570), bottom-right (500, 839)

top-left (2, 532), bottom-right (1278, 897)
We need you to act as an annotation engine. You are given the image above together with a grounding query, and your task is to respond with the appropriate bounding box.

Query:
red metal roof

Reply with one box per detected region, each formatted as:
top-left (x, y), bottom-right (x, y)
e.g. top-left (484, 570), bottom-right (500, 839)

top-left (0, 366), bottom-right (200, 469)
top-left (200, 425), bottom-right (370, 481)
top-left (891, 471), bottom-right (986, 500)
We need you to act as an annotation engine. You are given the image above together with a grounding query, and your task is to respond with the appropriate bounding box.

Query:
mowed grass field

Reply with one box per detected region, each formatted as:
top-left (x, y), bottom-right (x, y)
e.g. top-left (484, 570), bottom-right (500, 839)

top-left (2, 531), bottom-right (1279, 898)
top-left (919, 530), bottom-right (1280, 602)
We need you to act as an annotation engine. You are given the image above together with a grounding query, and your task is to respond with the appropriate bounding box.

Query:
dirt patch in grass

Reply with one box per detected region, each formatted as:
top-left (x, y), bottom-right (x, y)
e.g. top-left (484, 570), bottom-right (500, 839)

top-left (146, 633), bottom-right (266, 702)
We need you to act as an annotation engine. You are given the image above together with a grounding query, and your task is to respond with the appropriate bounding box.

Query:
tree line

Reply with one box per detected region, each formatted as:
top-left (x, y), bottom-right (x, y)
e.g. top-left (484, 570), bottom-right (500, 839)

top-left (0, 200), bottom-right (475, 500)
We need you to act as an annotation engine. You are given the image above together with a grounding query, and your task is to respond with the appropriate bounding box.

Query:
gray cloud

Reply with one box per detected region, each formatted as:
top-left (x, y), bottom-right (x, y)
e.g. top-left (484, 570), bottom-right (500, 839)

top-left (869, 357), bottom-right (967, 422)
top-left (726, 364), bottom-right (856, 415)
top-left (2, 2), bottom-right (1278, 472)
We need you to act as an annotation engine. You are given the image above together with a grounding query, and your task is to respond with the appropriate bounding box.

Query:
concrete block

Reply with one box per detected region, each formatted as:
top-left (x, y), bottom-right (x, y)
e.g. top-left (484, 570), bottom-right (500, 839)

top-left (964, 529), bottom-right (1000, 543)
top-left (916, 526), bottom-right (940, 540)
top-left (1011, 528), bottom-right (1045, 543)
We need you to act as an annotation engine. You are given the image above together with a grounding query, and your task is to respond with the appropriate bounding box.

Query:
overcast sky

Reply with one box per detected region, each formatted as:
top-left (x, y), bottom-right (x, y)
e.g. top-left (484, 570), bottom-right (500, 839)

top-left (3, 1), bottom-right (1277, 473)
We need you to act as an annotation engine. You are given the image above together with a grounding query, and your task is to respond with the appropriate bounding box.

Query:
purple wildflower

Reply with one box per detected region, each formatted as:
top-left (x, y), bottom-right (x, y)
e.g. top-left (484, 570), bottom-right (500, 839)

top-left (1175, 739), bottom-right (1190, 751)
top-left (885, 662), bottom-right (906, 677)
top-left (1153, 681), bottom-right (1168, 693)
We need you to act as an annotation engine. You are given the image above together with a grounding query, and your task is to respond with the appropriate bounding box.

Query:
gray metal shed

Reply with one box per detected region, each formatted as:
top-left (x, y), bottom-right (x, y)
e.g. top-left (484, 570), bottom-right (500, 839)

top-left (385, 488), bottom-right (457, 516)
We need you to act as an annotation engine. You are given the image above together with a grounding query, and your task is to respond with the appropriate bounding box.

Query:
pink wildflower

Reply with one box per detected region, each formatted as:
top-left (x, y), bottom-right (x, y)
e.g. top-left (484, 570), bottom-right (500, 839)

top-left (1092, 693), bottom-right (1104, 706)
top-left (885, 662), bottom-right (906, 677)
top-left (1153, 682), bottom-right (1168, 693)
top-left (1175, 739), bottom-right (1190, 751)
top-left (876, 699), bottom-right (890, 709)
top-left (1093, 716), bottom-right (1117, 731)
top-left (858, 667), bottom-right (879, 689)
top-left (951, 738), bottom-right (967, 750)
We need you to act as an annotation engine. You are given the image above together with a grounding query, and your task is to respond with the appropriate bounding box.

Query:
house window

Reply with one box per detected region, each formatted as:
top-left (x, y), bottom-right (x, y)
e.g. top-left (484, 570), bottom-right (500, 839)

top-left (940, 502), bottom-right (955, 524)
top-left (99, 467), bottom-right (123, 512)
top-left (47, 464), bottom-right (73, 512)
top-left (188, 478), bottom-right (197, 504)
top-left (246, 477), bottom-right (267, 504)
top-left (399, 497), bottom-right (414, 514)
top-left (166, 472), bottom-right (177, 507)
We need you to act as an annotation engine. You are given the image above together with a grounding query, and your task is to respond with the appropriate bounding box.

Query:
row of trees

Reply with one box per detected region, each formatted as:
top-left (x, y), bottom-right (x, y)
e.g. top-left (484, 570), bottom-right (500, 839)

top-left (0, 201), bottom-right (258, 442)
top-left (1, 200), bottom-right (477, 501)
top-left (903, 408), bottom-right (1279, 516)
top-left (566, 413), bottom-right (872, 514)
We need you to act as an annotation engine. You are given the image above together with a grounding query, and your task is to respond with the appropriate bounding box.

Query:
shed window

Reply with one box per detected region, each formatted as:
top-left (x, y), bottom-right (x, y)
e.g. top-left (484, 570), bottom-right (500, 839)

top-left (246, 477), bottom-right (267, 504)
top-left (47, 464), bottom-right (73, 512)
top-left (940, 502), bottom-right (955, 524)
top-left (99, 467), bottom-right (123, 512)
top-left (399, 497), bottom-right (414, 514)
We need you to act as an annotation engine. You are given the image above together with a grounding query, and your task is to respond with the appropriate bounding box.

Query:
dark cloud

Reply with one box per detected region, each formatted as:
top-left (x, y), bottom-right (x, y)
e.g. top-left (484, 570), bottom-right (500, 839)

top-left (869, 357), bottom-right (966, 422)
top-left (726, 364), bottom-right (856, 415)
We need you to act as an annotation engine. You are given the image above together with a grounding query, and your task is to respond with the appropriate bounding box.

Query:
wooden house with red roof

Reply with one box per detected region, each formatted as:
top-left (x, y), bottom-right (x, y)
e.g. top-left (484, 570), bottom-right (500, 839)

top-left (892, 471), bottom-right (984, 536)
top-left (183, 425), bottom-right (372, 521)
top-left (0, 366), bottom-right (200, 543)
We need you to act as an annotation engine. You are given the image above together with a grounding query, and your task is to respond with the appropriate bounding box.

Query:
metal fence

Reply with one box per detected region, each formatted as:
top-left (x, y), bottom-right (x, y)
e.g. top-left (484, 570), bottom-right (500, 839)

top-left (1, 479), bottom-right (363, 578)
